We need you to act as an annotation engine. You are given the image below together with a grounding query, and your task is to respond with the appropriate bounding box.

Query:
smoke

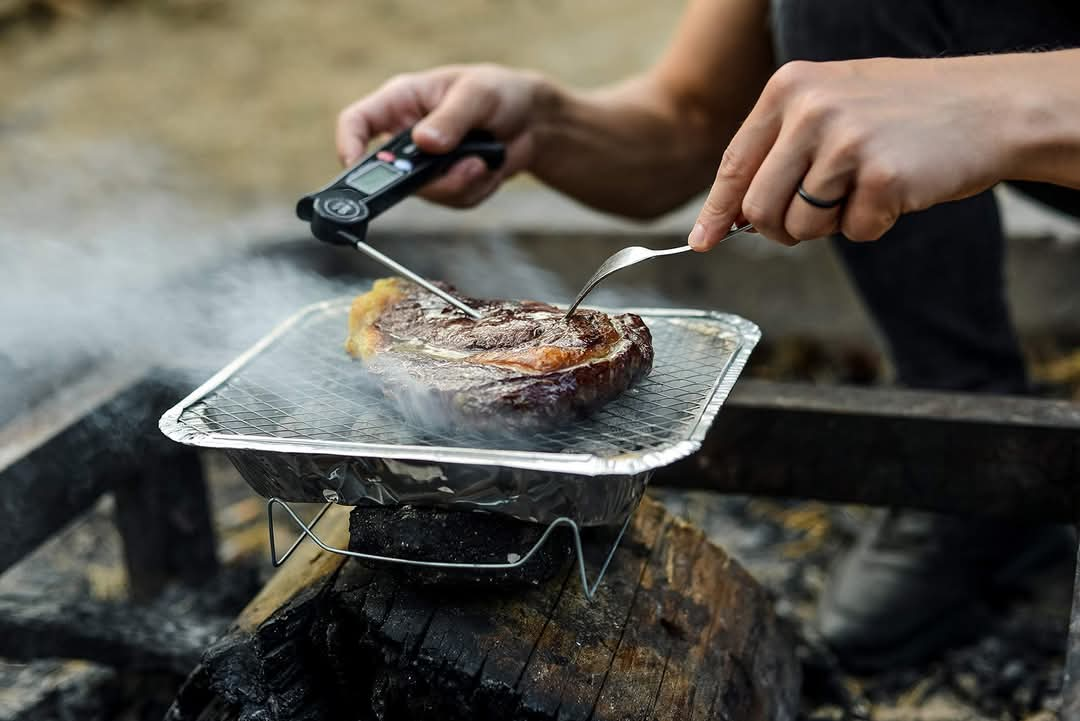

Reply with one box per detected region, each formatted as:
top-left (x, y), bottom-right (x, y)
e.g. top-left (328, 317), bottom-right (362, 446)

top-left (416, 225), bottom-right (679, 312)
top-left (0, 138), bottom-right (352, 423)
top-left (0, 137), bottom-right (680, 441)
top-left (436, 228), bottom-right (573, 302)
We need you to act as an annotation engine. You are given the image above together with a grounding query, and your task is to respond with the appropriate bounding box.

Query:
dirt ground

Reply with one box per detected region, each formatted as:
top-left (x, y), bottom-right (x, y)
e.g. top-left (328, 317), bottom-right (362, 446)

top-left (0, 0), bottom-right (680, 203)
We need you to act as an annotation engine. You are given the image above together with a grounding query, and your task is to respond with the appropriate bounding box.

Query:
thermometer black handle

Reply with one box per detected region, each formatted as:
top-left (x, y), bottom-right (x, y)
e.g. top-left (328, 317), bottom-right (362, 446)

top-left (297, 128), bottom-right (506, 245)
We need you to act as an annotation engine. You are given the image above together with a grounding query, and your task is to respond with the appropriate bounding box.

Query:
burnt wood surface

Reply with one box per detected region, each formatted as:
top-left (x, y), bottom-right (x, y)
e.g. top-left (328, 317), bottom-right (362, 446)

top-left (0, 591), bottom-right (228, 675)
top-left (654, 379), bottom-right (1080, 522)
top-left (166, 506), bottom-right (354, 721)
top-left (0, 362), bottom-right (148, 574)
top-left (112, 444), bottom-right (219, 601)
top-left (168, 497), bottom-right (800, 721)
top-left (0, 366), bottom-right (219, 596)
top-left (0, 660), bottom-right (120, 721)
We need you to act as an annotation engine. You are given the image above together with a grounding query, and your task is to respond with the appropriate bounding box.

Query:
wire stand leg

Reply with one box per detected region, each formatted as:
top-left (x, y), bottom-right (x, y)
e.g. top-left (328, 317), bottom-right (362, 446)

top-left (264, 497), bottom-right (637, 599)
top-left (267, 499), bottom-right (333, 567)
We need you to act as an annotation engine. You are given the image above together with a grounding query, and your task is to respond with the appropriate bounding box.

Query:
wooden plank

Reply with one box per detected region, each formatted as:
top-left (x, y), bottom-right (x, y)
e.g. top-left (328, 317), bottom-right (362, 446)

top-left (0, 363), bottom-right (148, 573)
top-left (725, 378), bottom-right (1080, 428)
top-left (0, 361), bottom-right (148, 472)
top-left (653, 379), bottom-right (1080, 522)
top-left (0, 368), bottom-right (220, 597)
top-left (175, 497), bottom-right (800, 721)
top-left (234, 504), bottom-right (351, 632)
top-left (112, 447), bottom-right (218, 601)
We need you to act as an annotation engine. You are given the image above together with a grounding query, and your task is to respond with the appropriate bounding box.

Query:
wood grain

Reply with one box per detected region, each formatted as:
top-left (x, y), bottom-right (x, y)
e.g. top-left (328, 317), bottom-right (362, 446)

top-left (170, 496), bottom-right (800, 721)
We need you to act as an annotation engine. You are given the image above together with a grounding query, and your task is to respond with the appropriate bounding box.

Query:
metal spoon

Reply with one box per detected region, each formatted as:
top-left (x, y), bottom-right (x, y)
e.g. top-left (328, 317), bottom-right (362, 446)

top-left (563, 223), bottom-right (754, 319)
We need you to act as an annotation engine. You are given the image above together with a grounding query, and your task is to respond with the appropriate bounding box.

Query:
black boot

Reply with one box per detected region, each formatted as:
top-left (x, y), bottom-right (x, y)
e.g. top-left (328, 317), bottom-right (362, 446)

top-left (816, 509), bottom-right (1073, 671)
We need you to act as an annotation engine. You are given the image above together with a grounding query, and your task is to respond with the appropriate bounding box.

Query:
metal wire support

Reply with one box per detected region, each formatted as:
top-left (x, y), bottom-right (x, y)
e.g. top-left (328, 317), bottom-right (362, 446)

top-left (265, 497), bottom-right (634, 600)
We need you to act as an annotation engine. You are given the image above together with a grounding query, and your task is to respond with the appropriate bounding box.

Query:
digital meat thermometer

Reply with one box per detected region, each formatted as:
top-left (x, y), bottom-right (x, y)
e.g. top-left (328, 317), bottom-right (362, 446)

top-left (297, 128), bottom-right (506, 319)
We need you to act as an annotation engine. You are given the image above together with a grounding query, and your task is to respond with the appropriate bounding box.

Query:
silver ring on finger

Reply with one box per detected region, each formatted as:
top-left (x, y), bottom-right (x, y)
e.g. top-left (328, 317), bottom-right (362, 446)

top-left (797, 182), bottom-right (845, 210)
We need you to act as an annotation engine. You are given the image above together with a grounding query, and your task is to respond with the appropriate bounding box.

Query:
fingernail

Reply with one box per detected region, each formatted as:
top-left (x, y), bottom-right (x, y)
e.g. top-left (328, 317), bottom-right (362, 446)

top-left (415, 125), bottom-right (446, 146)
top-left (688, 223), bottom-right (707, 250)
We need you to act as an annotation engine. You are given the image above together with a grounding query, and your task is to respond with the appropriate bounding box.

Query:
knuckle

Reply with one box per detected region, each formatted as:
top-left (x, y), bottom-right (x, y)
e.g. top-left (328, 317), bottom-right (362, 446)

top-left (459, 71), bottom-right (499, 99)
top-left (700, 193), bottom-right (722, 213)
top-left (470, 62), bottom-right (503, 78)
top-left (769, 60), bottom-right (814, 96)
top-left (791, 89), bottom-right (835, 127)
top-left (860, 159), bottom-right (902, 195)
top-left (824, 124), bottom-right (865, 164)
top-left (382, 73), bottom-right (414, 93)
top-left (716, 147), bottom-right (746, 183)
top-left (786, 220), bottom-right (822, 242)
top-left (839, 211), bottom-right (867, 240)
top-left (741, 195), bottom-right (771, 228)
top-left (700, 191), bottom-right (733, 219)
top-left (841, 213), bottom-right (889, 242)
top-left (841, 224), bottom-right (873, 242)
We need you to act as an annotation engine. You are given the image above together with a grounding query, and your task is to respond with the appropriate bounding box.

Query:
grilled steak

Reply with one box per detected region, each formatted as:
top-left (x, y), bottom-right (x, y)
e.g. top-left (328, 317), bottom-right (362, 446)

top-left (346, 278), bottom-right (653, 433)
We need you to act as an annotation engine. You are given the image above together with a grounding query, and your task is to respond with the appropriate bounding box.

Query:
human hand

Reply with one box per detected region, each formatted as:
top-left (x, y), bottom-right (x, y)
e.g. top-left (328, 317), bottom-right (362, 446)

top-left (688, 56), bottom-right (1018, 249)
top-left (336, 64), bottom-right (547, 208)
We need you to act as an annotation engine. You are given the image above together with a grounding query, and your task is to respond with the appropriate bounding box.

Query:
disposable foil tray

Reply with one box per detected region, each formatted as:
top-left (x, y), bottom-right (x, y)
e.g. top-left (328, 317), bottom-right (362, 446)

top-left (159, 297), bottom-right (760, 526)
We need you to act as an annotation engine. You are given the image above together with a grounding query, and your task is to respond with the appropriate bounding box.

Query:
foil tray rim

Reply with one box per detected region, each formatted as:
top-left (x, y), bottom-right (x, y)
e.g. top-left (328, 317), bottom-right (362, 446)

top-left (158, 297), bottom-right (760, 477)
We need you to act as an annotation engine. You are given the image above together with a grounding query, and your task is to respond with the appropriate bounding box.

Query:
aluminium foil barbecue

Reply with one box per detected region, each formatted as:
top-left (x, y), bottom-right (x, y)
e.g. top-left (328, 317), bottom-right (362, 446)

top-left (159, 296), bottom-right (760, 526)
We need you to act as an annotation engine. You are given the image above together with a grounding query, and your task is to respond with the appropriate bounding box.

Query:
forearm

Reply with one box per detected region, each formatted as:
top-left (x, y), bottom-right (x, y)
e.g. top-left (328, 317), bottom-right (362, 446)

top-left (1000, 49), bottom-right (1080, 188)
top-left (527, 0), bottom-right (773, 219)
top-left (526, 77), bottom-right (714, 218)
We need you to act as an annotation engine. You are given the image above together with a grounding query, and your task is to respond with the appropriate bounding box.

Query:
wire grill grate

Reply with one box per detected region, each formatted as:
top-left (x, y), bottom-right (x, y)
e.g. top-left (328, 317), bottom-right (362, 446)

top-left (164, 299), bottom-right (759, 476)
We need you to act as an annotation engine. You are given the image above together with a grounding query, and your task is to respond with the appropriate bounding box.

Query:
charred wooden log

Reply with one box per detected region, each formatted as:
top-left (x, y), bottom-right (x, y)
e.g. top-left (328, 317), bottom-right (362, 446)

top-left (0, 362), bottom-right (148, 574)
top-left (168, 497), bottom-right (800, 721)
top-left (112, 443), bottom-right (219, 602)
top-left (0, 366), bottom-right (219, 598)
top-left (0, 592), bottom-right (224, 675)
top-left (167, 506), bottom-right (353, 721)
top-left (348, 503), bottom-right (573, 586)
top-left (0, 659), bottom-right (119, 721)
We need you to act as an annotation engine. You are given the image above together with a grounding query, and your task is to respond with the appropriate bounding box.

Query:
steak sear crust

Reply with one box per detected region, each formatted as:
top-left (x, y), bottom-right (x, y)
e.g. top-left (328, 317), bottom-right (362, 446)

top-left (346, 278), bottom-right (654, 433)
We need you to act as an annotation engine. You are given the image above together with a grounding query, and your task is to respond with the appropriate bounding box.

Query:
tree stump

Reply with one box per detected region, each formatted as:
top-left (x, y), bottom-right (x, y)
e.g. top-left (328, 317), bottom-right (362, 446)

top-left (167, 496), bottom-right (801, 721)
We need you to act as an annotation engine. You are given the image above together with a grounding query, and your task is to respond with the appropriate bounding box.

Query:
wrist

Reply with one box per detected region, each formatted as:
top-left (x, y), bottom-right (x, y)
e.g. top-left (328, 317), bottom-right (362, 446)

top-left (995, 52), bottom-right (1080, 185)
top-left (526, 73), bottom-right (571, 170)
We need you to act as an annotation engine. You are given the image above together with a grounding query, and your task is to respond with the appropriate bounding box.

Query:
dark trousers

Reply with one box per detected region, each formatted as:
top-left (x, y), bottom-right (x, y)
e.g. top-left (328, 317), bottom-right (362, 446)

top-left (770, 0), bottom-right (1080, 393)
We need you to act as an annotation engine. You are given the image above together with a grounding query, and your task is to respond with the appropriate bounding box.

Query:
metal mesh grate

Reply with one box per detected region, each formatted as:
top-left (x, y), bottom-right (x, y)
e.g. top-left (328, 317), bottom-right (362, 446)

top-left (170, 300), bottom-right (757, 465)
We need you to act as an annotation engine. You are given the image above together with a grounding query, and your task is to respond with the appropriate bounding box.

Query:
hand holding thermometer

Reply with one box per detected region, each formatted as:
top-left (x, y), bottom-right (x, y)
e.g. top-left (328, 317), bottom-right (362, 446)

top-left (297, 128), bottom-right (506, 319)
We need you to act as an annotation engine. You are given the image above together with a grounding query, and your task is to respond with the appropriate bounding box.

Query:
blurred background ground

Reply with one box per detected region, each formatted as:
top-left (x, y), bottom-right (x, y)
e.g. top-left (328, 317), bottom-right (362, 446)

top-left (2, 2), bottom-right (1079, 721)
top-left (0, 0), bottom-right (678, 201)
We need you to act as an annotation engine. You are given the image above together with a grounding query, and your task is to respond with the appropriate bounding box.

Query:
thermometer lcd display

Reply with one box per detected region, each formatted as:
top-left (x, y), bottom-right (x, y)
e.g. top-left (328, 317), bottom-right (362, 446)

top-left (346, 163), bottom-right (403, 195)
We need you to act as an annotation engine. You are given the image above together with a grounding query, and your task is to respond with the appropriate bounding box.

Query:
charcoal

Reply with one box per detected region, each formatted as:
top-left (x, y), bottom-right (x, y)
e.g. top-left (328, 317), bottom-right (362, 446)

top-left (348, 504), bottom-right (574, 587)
